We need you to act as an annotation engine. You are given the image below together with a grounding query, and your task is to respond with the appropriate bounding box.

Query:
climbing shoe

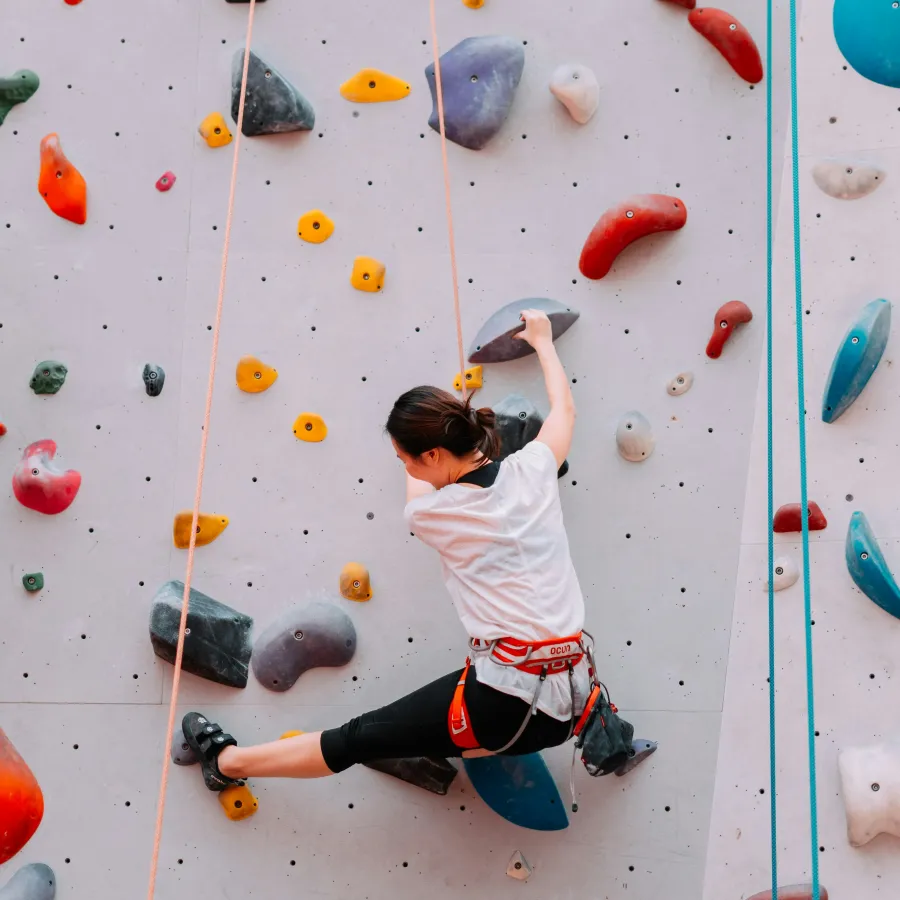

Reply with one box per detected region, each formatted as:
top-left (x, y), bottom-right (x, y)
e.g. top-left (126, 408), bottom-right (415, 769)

top-left (181, 712), bottom-right (244, 792)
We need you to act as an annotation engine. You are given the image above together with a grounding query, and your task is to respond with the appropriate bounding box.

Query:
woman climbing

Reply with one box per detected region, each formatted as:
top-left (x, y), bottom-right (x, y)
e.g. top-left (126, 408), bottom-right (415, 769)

top-left (181, 308), bottom-right (597, 789)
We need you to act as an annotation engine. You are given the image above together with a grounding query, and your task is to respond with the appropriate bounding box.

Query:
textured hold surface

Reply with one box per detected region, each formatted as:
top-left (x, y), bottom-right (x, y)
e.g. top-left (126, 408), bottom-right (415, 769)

top-left (822, 298), bottom-right (891, 424)
top-left (297, 209), bottom-right (334, 244)
top-left (251, 600), bottom-right (357, 692)
top-left (236, 355), bottom-right (278, 393)
top-left (763, 556), bottom-right (799, 592)
top-left (155, 171), bottom-right (176, 192)
top-left (667, 371), bottom-right (693, 396)
top-left (772, 501), bottom-right (827, 533)
top-left (29, 361), bottom-right (67, 395)
top-left (839, 741), bottom-right (900, 846)
top-left (351, 256), bottom-right (385, 292)
top-left (706, 301), bottom-right (753, 359)
top-left (0, 730), bottom-right (44, 865)
top-left (468, 298), bottom-right (579, 364)
top-left (425, 36), bottom-right (525, 151)
top-left (0, 863), bottom-right (55, 900)
top-left (38, 134), bottom-right (86, 225)
top-left (579, 195), bottom-right (687, 280)
top-left (22, 573), bottom-right (43, 593)
top-left (616, 411), bottom-right (655, 462)
top-left (170, 729), bottom-right (197, 766)
top-left (218, 784), bottom-right (258, 821)
top-left (172, 511), bottom-right (230, 549)
top-left (688, 8), bottom-right (764, 84)
top-left (340, 69), bottom-right (411, 103)
top-left (463, 753), bottom-right (568, 831)
top-left (453, 365), bottom-right (483, 392)
top-left (549, 63), bottom-right (599, 124)
top-left (12, 440), bottom-right (81, 515)
top-left (506, 850), bottom-right (532, 881)
top-left (149, 580), bottom-right (253, 689)
top-left (340, 562), bottom-right (372, 601)
top-left (0, 70), bottom-right (39, 127)
top-left (746, 886), bottom-right (829, 900)
top-left (494, 394), bottom-right (569, 478)
top-left (834, 0), bottom-right (900, 88)
top-left (846, 511), bottom-right (900, 621)
top-left (363, 757), bottom-right (458, 795)
top-left (142, 364), bottom-right (165, 397)
top-left (233, 50), bottom-right (315, 136)
top-left (293, 413), bottom-right (327, 442)
top-left (197, 112), bottom-right (232, 147)
top-left (812, 159), bottom-right (885, 200)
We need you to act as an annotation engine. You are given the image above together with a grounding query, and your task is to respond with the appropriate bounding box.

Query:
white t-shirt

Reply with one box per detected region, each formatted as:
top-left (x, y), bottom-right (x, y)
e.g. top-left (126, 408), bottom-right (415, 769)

top-left (404, 440), bottom-right (590, 721)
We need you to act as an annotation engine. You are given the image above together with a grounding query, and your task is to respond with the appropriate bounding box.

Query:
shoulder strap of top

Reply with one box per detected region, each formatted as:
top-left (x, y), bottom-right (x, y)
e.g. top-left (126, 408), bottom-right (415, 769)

top-left (456, 460), bottom-right (501, 488)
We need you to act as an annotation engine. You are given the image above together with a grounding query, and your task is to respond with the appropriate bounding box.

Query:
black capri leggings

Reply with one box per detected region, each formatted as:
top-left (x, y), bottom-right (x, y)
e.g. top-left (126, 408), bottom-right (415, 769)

top-left (320, 663), bottom-right (573, 773)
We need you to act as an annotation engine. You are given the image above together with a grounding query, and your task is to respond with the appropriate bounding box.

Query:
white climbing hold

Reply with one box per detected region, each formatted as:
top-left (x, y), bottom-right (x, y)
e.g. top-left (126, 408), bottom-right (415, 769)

top-left (666, 371), bottom-right (693, 396)
top-left (506, 850), bottom-right (532, 881)
top-left (763, 556), bottom-right (799, 592)
top-left (549, 64), bottom-right (599, 124)
top-left (838, 740), bottom-right (900, 847)
top-left (616, 411), bottom-right (655, 462)
top-left (811, 159), bottom-right (886, 200)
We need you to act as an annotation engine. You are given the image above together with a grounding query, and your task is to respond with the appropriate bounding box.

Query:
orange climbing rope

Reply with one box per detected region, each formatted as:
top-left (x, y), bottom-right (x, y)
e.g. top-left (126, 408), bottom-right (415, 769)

top-left (144, 2), bottom-right (258, 898)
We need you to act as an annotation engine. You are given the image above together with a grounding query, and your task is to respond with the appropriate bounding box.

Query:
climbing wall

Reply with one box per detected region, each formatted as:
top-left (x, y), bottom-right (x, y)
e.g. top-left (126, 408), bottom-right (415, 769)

top-left (0, 0), bottom-right (796, 898)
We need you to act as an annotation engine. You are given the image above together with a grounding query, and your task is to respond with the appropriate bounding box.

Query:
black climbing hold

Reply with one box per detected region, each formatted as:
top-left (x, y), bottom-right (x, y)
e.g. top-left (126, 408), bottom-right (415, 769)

top-left (494, 394), bottom-right (569, 479)
top-left (363, 757), bottom-right (458, 795)
top-left (149, 580), bottom-right (253, 689)
top-left (233, 50), bottom-right (315, 137)
top-left (468, 298), bottom-right (579, 364)
top-left (142, 364), bottom-right (165, 397)
top-left (0, 863), bottom-right (56, 900)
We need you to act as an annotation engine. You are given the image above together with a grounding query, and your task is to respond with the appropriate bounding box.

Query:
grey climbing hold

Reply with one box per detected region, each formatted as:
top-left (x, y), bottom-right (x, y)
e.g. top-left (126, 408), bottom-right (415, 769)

top-left (251, 598), bottom-right (356, 692)
top-left (468, 297), bottom-right (579, 364)
top-left (29, 361), bottom-right (67, 395)
top-left (425, 36), bottom-right (525, 151)
top-left (549, 63), bottom-right (599, 124)
top-left (494, 393), bottom-right (569, 478)
top-left (812, 158), bottom-right (885, 200)
top-left (363, 757), bottom-right (458, 795)
top-left (233, 50), bottom-right (315, 137)
top-left (505, 850), bottom-right (532, 881)
top-left (171, 728), bottom-right (198, 766)
top-left (616, 411), bottom-right (655, 462)
top-left (615, 738), bottom-right (658, 776)
top-left (142, 364), bottom-right (165, 397)
top-left (149, 580), bottom-right (253, 689)
top-left (0, 864), bottom-right (56, 900)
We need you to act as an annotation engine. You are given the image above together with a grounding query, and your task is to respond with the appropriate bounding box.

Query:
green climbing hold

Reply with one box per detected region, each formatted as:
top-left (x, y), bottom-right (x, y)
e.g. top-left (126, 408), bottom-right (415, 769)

top-left (0, 70), bottom-right (39, 127)
top-left (22, 573), bottom-right (43, 593)
top-left (29, 361), bottom-right (67, 395)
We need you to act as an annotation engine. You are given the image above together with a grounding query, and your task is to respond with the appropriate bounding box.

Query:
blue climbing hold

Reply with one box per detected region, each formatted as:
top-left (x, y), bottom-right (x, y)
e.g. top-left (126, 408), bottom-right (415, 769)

top-left (834, 0), bottom-right (900, 89)
top-left (846, 511), bottom-right (900, 621)
top-left (425, 36), bottom-right (525, 151)
top-left (463, 753), bottom-right (569, 831)
top-left (821, 298), bottom-right (891, 424)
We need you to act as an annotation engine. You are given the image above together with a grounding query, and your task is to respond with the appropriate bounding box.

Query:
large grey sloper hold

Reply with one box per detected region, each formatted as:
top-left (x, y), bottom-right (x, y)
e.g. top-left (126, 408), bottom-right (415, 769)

top-left (233, 50), bottom-right (315, 136)
top-left (493, 394), bottom-right (569, 478)
top-left (0, 864), bottom-right (56, 900)
top-left (425, 36), bottom-right (525, 151)
top-left (468, 297), bottom-right (580, 364)
top-left (251, 599), bottom-right (356, 692)
top-left (149, 580), bottom-right (253, 689)
top-left (363, 757), bottom-right (458, 796)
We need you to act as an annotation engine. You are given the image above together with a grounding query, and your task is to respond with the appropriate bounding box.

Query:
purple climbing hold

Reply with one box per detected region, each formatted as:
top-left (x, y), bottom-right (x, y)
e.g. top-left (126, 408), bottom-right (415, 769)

top-left (468, 297), bottom-right (579, 364)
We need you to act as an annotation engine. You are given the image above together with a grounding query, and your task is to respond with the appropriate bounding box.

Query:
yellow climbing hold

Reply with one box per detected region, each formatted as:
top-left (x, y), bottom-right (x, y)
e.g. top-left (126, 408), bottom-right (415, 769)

top-left (339, 69), bottom-right (412, 103)
top-left (351, 256), bottom-right (386, 292)
top-left (293, 413), bottom-right (328, 442)
top-left (198, 112), bottom-right (233, 148)
top-left (454, 365), bottom-right (483, 392)
top-left (280, 730), bottom-right (305, 740)
top-left (172, 512), bottom-right (230, 549)
top-left (297, 209), bottom-right (334, 244)
top-left (218, 784), bottom-right (258, 822)
top-left (340, 562), bottom-right (372, 602)
top-left (462, 0), bottom-right (485, 7)
top-left (235, 355), bottom-right (278, 393)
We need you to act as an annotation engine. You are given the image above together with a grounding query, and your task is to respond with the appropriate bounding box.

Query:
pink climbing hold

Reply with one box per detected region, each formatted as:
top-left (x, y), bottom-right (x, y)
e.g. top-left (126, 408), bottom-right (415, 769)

top-left (773, 501), bottom-right (827, 534)
top-left (155, 171), bottom-right (176, 192)
top-left (12, 439), bottom-right (82, 515)
top-left (706, 300), bottom-right (752, 358)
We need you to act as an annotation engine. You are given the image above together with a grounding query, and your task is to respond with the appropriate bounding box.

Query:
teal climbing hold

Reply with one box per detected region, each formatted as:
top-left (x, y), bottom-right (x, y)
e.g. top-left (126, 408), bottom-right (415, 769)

top-left (233, 50), bottom-right (314, 136)
top-left (22, 573), bottom-right (43, 593)
top-left (0, 70), bottom-right (39, 127)
top-left (0, 863), bottom-right (55, 900)
top-left (846, 511), bottom-right (900, 621)
top-left (822, 298), bottom-right (890, 424)
top-left (463, 752), bottom-right (569, 831)
top-left (834, 0), bottom-right (900, 88)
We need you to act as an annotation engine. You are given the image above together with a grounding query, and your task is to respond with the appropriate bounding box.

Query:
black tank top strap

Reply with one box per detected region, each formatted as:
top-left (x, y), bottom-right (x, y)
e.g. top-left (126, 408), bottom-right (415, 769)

top-left (456, 460), bottom-right (501, 488)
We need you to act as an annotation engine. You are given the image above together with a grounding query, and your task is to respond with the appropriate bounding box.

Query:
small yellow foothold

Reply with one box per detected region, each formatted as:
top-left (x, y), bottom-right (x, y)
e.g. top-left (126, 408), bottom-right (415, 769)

top-left (297, 209), bottom-right (335, 244)
top-left (351, 256), bottom-right (386, 292)
top-left (236, 355), bottom-right (278, 393)
top-left (339, 69), bottom-right (412, 103)
top-left (293, 413), bottom-right (328, 442)
top-left (280, 730), bottom-right (305, 740)
top-left (462, 0), bottom-right (485, 7)
top-left (453, 365), bottom-right (484, 392)
top-left (198, 112), bottom-right (233, 148)
top-left (173, 512), bottom-right (230, 549)
top-left (340, 562), bottom-right (372, 602)
top-left (218, 784), bottom-right (258, 822)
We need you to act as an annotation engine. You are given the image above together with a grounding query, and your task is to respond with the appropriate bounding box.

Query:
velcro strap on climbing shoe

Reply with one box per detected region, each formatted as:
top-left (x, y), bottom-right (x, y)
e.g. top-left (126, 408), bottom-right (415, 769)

top-left (474, 634), bottom-right (585, 675)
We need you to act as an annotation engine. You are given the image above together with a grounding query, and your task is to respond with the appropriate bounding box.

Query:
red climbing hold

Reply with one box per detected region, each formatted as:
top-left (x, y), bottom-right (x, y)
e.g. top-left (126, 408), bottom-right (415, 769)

top-left (12, 439), bottom-right (82, 515)
top-left (659, 0), bottom-right (696, 8)
top-left (0, 423), bottom-right (6, 437)
top-left (0, 729), bottom-right (43, 866)
top-left (688, 8), bottom-right (764, 84)
top-left (706, 300), bottom-right (752, 358)
top-left (773, 502), bottom-right (828, 534)
top-left (155, 171), bottom-right (176, 192)
top-left (578, 194), bottom-right (687, 280)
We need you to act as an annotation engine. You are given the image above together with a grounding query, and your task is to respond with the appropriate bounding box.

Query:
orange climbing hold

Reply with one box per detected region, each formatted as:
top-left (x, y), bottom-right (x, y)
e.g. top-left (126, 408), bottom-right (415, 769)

top-left (340, 562), bottom-right (372, 601)
top-left (280, 730), bottom-right (305, 739)
top-left (688, 8), bottom-right (764, 84)
top-left (293, 413), bottom-right (327, 442)
top-left (0, 729), bottom-right (44, 865)
top-left (172, 511), bottom-right (230, 549)
top-left (773, 501), bottom-right (828, 534)
top-left (706, 300), bottom-right (752, 358)
top-left (454, 366), bottom-right (483, 392)
top-left (37, 134), bottom-right (87, 225)
top-left (218, 784), bottom-right (258, 822)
